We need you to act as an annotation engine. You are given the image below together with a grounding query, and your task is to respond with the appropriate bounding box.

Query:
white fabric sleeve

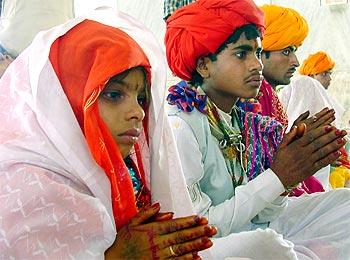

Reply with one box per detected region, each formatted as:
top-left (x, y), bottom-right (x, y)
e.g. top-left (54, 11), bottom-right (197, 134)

top-left (169, 116), bottom-right (286, 235)
top-left (0, 165), bottom-right (115, 259)
top-left (209, 228), bottom-right (297, 260)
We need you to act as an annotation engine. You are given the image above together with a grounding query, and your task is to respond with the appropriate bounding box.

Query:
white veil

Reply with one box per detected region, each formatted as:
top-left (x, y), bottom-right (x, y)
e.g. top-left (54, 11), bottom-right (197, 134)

top-left (0, 7), bottom-right (194, 258)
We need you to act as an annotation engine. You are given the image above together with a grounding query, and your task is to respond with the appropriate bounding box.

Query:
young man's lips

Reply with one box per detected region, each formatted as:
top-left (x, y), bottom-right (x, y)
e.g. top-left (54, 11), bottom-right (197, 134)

top-left (246, 75), bottom-right (263, 88)
top-left (246, 75), bottom-right (263, 82)
top-left (286, 70), bottom-right (296, 77)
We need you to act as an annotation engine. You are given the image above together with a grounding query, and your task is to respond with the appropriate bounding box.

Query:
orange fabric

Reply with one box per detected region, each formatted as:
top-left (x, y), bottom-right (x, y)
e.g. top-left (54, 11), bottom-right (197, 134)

top-left (165, 0), bottom-right (265, 81)
top-left (261, 5), bottom-right (308, 51)
top-left (299, 51), bottom-right (335, 75)
top-left (49, 20), bottom-right (151, 230)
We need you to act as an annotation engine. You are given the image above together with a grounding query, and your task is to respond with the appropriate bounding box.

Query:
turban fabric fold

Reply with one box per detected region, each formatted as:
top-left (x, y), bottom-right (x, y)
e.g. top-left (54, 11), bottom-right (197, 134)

top-left (261, 4), bottom-right (308, 51)
top-left (165, 0), bottom-right (265, 81)
top-left (299, 51), bottom-right (335, 75)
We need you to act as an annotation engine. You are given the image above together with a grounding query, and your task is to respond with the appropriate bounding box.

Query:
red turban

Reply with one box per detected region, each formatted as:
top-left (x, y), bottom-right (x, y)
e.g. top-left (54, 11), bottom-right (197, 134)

top-left (165, 0), bottom-right (265, 81)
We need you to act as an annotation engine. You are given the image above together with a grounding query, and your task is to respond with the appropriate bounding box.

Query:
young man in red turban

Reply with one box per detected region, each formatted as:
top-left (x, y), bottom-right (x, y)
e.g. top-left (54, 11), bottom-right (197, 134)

top-left (165, 0), bottom-right (350, 258)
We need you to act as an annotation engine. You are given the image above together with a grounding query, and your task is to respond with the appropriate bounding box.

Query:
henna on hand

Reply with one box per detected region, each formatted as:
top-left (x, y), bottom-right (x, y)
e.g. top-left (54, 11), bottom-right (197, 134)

top-left (105, 203), bottom-right (216, 259)
top-left (272, 126), bottom-right (347, 188)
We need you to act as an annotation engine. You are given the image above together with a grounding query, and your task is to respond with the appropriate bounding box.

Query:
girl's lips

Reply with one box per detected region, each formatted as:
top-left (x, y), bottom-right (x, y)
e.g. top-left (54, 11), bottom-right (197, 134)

top-left (117, 135), bottom-right (139, 145)
top-left (117, 128), bottom-right (141, 145)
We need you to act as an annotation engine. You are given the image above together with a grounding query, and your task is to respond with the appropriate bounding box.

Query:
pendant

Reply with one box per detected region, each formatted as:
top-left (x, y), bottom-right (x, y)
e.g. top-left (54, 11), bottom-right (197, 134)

top-left (222, 145), bottom-right (238, 160)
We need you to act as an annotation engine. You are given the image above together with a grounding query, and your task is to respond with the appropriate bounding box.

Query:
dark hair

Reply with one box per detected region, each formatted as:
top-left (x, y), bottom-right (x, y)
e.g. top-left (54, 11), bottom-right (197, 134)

top-left (190, 24), bottom-right (261, 86)
top-left (262, 51), bottom-right (270, 59)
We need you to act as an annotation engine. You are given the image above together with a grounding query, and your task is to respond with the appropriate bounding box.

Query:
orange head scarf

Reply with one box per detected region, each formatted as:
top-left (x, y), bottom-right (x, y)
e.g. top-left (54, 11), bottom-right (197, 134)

top-left (49, 20), bottom-right (151, 230)
top-left (299, 51), bottom-right (335, 75)
top-left (165, 0), bottom-right (265, 81)
top-left (261, 4), bottom-right (309, 51)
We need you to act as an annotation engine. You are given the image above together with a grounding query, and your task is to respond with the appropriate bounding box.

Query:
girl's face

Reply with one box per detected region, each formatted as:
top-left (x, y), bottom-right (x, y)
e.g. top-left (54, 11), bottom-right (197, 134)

top-left (98, 67), bottom-right (148, 158)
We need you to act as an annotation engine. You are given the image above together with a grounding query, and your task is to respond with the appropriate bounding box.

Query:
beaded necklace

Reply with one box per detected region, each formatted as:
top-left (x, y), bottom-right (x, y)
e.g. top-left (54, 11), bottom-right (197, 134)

top-left (206, 98), bottom-right (247, 188)
top-left (124, 157), bottom-right (151, 209)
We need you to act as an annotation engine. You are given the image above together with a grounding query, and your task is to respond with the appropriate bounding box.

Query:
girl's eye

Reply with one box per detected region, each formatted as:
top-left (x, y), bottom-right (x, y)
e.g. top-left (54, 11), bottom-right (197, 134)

top-left (102, 91), bottom-right (122, 101)
top-left (137, 95), bottom-right (147, 107)
top-left (235, 51), bottom-right (247, 59)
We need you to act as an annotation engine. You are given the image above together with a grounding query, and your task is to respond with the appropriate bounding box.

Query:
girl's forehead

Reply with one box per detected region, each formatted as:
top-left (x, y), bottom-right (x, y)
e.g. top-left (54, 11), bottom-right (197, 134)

top-left (106, 69), bottom-right (147, 91)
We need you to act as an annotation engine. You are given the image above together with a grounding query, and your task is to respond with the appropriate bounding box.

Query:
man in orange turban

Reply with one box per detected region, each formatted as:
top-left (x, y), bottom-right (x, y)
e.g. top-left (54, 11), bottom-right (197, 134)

top-left (246, 5), bottom-right (338, 194)
top-left (300, 51), bottom-right (335, 89)
top-left (255, 4), bottom-right (309, 129)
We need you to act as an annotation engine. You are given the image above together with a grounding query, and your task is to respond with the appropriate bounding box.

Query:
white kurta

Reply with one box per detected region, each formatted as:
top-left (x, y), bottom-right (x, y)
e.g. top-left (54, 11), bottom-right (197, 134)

top-left (279, 75), bottom-right (346, 190)
top-left (279, 75), bottom-right (345, 130)
top-left (169, 105), bottom-right (350, 259)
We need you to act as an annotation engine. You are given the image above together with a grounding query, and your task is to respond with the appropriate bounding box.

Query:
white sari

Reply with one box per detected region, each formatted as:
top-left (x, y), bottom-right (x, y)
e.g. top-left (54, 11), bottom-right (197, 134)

top-left (0, 7), bottom-right (193, 258)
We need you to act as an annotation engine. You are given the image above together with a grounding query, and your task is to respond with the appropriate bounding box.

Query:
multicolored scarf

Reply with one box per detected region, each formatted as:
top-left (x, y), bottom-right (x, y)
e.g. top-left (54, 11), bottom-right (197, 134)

top-left (237, 80), bottom-right (289, 131)
top-left (167, 81), bottom-right (283, 182)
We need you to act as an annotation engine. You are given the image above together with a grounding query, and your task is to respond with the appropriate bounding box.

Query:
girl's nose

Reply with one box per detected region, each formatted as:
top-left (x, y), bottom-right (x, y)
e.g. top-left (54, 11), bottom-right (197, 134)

top-left (126, 99), bottom-right (145, 122)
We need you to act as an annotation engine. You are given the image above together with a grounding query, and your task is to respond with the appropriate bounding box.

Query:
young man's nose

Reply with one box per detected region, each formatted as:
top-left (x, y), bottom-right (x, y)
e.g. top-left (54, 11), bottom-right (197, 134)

top-left (250, 55), bottom-right (263, 72)
top-left (290, 53), bottom-right (300, 67)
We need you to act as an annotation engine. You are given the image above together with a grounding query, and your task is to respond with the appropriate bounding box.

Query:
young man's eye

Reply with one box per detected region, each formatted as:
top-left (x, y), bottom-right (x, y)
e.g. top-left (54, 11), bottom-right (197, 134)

top-left (235, 51), bottom-right (246, 59)
top-left (102, 91), bottom-right (122, 101)
top-left (282, 49), bottom-right (291, 56)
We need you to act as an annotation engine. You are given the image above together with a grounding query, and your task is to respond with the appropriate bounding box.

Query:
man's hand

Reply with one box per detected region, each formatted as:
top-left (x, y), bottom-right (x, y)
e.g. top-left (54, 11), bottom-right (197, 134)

top-left (292, 108), bottom-right (335, 133)
top-left (271, 125), bottom-right (347, 188)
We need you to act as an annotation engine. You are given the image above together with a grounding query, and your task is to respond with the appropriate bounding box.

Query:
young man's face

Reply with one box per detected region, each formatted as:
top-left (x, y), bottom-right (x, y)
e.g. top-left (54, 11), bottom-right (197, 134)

top-left (312, 70), bottom-right (332, 89)
top-left (261, 46), bottom-right (299, 88)
top-left (201, 32), bottom-right (263, 112)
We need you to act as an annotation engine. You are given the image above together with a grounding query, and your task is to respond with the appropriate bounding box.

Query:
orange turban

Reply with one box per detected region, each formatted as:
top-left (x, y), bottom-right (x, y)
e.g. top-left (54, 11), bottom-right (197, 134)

top-left (165, 0), bottom-right (265, 81)
top-left (299, 51), bottom-right (335, 75)
top-left (261, 5), bottom-right (309, 51)
top-left (49, 20), bottom-right (151, 230)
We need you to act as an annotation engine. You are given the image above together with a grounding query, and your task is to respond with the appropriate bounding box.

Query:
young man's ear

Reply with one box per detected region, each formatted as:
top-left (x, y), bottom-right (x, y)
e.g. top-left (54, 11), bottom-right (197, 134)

top-left (196, 57), bottom-right (211, 79)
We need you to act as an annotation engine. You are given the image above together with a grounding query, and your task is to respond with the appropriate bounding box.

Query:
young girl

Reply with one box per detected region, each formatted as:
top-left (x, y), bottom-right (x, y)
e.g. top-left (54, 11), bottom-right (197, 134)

top-left (0, 7), bottom-right (216, 259)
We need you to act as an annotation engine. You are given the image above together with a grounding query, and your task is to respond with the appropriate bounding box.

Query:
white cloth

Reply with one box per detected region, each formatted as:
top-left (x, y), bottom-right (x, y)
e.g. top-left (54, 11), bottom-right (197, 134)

top-left (169, 105), bottom-right (350, 259)
top-left (279, 75), bottom-right (345, 131)
top-left (0, 8), bottom-right (194, 258)
top-left (168, 109), bottom-right (287, 236)
top-left (0, 0), bottom-right (74, 57)
top-left (279, 75), bottom-right (346, 190)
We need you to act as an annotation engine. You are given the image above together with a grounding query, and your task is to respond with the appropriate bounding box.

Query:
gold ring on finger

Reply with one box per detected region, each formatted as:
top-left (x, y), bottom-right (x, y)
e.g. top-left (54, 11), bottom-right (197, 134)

top-left (169, 245), bottom-right (178, 257)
